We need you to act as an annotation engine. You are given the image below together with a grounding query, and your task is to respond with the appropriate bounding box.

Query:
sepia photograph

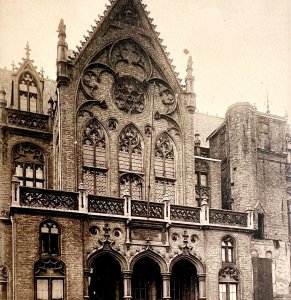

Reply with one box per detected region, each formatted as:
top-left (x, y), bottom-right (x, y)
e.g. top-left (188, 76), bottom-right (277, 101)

top-left (0, 0), bottom-right (290, 299)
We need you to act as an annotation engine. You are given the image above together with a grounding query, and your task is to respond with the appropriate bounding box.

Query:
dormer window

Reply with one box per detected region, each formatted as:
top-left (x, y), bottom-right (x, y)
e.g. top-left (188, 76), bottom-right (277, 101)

top-left (19, 72), bottom-right (38, 112)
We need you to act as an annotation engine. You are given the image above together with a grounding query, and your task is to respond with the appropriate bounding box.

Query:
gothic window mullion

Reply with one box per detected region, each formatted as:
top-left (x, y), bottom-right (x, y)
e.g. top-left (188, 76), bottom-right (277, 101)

top-left (27, 82), bottom-right (30, 112)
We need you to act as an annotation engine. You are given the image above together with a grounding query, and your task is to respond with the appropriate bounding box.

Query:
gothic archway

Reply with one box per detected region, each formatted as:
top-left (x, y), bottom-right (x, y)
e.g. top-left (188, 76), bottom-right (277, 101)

top-left (171, 259), bottom-right (198, 300)
top-left (89, 254), bottom-right (123, 300)
top-left (132, 257), bottom-right (162, 300)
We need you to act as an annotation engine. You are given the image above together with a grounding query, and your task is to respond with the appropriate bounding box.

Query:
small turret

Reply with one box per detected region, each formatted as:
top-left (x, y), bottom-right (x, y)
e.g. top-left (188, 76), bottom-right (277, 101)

top-left (56, 19), bottom-right (69, 85)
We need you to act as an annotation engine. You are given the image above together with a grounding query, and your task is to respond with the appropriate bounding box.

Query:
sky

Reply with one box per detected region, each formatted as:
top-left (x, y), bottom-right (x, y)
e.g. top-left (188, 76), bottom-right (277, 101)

top-left (0, 0), bottom-right (290, 118)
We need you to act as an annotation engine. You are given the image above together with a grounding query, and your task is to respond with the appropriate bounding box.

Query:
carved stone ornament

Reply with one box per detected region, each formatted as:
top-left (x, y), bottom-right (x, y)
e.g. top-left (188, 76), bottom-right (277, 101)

top-left (20, 186), bottom-right (78, 210)
top-left (115, 0), bottom-right (140, 26)
top-left (195, 159), bottom-right (209, 172)
top-left (155, 81), bottom-right (176, 114)
top-left (155, 133), bottom-right (174, 159)
top-left (219, 266), bottom-right (239, 281)
top-left (108, 118), bottom-right (118, 131)
top-left (110, 39), bottom-right (151, 81)
top-left (119, 125), bottom-right (142, 153)
top-left (81, 63), bottom-right (114, 104)
top-left (113, 76), bottom-right (146, 114)
top-left (8, 109), bottom-right (49, 131)
top-left (13, 143), bottom-right (44, 164)
top-left (0, 266), bottom-right (8, 280)
top-left (35, 258), bottom-right (65, 276)
top-left (83, 118), bottom-right (105, 147)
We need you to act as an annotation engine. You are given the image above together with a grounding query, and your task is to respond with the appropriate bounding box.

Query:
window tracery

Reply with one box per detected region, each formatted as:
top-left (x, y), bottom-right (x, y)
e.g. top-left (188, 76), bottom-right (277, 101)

top-left (119, 125), bottom-right (143, 199)
top-left (35, 258), bottom-right (65, 300)
top-left (13, 143), bottom-right (45, 188)
top-left (120, 173), bottom-right (143, 200)
top-left (19, 72), bottom-right (38, 112)
top-left (219, 266), bottom-right (239, 300)
top-left (40, 220), bottom-right (60, 256)
top-left (221, 236), bottom-right (235, 263)
top-left (82, 118), bottom-right (107, 196)
top-left (119, 125), bottom-right (142, 172)
top-left (154, 133), bottom-right (176, 203)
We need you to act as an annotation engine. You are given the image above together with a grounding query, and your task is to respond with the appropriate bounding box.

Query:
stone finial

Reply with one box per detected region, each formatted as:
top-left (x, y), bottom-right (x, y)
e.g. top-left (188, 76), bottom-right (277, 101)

top-left (25, 42), bottom-right (31, 59)
top-left (58, 19), bottom-right (66, 35)
top-left (11, 61), bottom-right (16, 72)
top-left (185, 55), bottom-right (194, 93)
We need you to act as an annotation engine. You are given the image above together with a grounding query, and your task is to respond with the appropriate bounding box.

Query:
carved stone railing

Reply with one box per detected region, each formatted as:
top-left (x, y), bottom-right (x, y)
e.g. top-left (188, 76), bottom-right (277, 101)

top-left (19, 186), bottom-right (78, 210)
top-left (170, 205), bottom-right (200, 223)
top-left (88, 195), bottom-right (124, 215)
top-left (7, 108), bottom-right (50, 131)
top-left (131, 200), bottom-right (164, 219)
top-left (13, 184), bottom-right (252, 229)
top-left (209, 209), bottom-right (248, 227)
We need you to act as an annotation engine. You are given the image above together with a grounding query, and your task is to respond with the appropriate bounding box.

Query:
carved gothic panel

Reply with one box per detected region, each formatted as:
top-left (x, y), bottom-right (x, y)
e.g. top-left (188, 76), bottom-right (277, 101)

top-left (155, 133), bottom-right (174, 159)
top-left (13, 143), bottom-right (44, 164)
top-left (155, 81), bottom-right (177, 114)
top-left (83, 119), bottom-right (105, 148)
top-left (115, 1), bottom-right (141, 26)
top-left (110, 39), bottom-right (151, 81)
top-left (131, 228), bottom-right (162, 242)
top-left (119, 125), bottom-right (142, 154)
top-left (81, 63), bottom-right (114, 101)
top-left (195, 159), bottom-right (209, 172)
top-left (35, 258), bottom-right (65, 276)
top-left (219, 266), bottom-right (239, 281)
top-left (113, 76), bottom-right (146, 114)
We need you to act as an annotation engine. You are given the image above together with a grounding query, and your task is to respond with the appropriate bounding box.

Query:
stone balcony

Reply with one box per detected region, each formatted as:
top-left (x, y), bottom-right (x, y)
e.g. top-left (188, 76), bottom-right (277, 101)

top-left (6, 108), bottom-right (51, 132)
top-left (11, 183), bottom-right (253, 231)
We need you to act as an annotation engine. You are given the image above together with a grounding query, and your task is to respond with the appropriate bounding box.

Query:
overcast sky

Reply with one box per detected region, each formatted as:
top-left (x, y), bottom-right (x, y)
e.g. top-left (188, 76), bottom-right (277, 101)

top-left (0, 0), bottom-right (290, 118)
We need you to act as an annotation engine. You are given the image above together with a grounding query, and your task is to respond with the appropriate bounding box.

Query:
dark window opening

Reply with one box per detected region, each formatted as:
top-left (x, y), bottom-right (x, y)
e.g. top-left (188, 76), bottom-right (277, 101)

top-left (254, 213), bottom-right (264, 239)
top-left (40, 221), bottom-right (60, 256)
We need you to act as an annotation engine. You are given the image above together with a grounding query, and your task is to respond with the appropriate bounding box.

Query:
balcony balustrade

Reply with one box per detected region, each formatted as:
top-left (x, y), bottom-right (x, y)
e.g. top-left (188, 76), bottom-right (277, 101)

top-left (7, 108), bottom-right (50, 132)
top-left (11, 182), bottom-right (252, 229)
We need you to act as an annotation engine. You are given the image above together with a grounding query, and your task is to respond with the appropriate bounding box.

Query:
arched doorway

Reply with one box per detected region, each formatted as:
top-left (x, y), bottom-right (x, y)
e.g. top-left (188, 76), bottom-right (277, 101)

top-left (89, 254), bottom-right (123, 300)
top-left (171, 259), bottom-right (198, 300)
top-left (132, 257), bottom-right (162, 300)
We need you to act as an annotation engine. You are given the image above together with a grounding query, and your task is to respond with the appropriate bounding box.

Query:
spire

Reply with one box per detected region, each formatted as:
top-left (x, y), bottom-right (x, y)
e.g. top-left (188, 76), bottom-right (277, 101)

top-left (185, 55), bottom-right (194, 93)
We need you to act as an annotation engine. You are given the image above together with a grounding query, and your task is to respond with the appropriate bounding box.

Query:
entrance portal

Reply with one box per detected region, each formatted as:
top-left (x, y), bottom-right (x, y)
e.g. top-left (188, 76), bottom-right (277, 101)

top-left (132, 257), bottom-right (162, 300)
top-left (89, 254), bottom-right (123, 300)
top-left (171, 259), bottom-right (198, 300)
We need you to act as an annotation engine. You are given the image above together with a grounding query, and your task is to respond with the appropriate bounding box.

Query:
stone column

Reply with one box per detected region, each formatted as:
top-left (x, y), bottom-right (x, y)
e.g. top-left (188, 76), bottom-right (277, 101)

top-left (123, 271), bottom-right (132, 300)
top-left (83, 269), bottom-right (90, 300)
top-left (198, 273), bottom-right (206, 300)
top-left (161, 273), bottom-right (171, 300)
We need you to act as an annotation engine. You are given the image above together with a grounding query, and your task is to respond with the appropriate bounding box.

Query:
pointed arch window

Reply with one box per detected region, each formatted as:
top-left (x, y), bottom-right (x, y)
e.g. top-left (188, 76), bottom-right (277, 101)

top-left (40, 220), bottom-right (60, 256)
top-left (219, 267), bottom-right (239, 300)
top-left (19, 72), bottom-right (38, 112)
top-left (82, 118), bottom-right (107, 196)
top-left (120, 173), bottom-right (143, 200)
top-left (154, 133), bottom-right (176, 203)
top-left (13, 143), bottom-right (45, 188)
top-left (35, 258), bottom-right (65, 300)
top-left (221, 236), bottom-right (235, 263)
top-left (119, 125), bottom-right (143, 199)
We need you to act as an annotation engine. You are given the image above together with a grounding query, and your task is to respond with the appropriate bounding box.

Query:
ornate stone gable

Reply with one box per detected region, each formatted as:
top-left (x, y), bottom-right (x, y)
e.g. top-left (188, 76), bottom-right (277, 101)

top-left (70, 0), bottom-right (182, 94)
top-left (77, 38), bottom-right (181, 134)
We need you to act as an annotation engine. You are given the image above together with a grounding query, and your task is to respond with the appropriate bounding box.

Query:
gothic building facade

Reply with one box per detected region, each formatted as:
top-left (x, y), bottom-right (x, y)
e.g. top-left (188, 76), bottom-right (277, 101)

top-left (0, 0), bottom-right (290, 299)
